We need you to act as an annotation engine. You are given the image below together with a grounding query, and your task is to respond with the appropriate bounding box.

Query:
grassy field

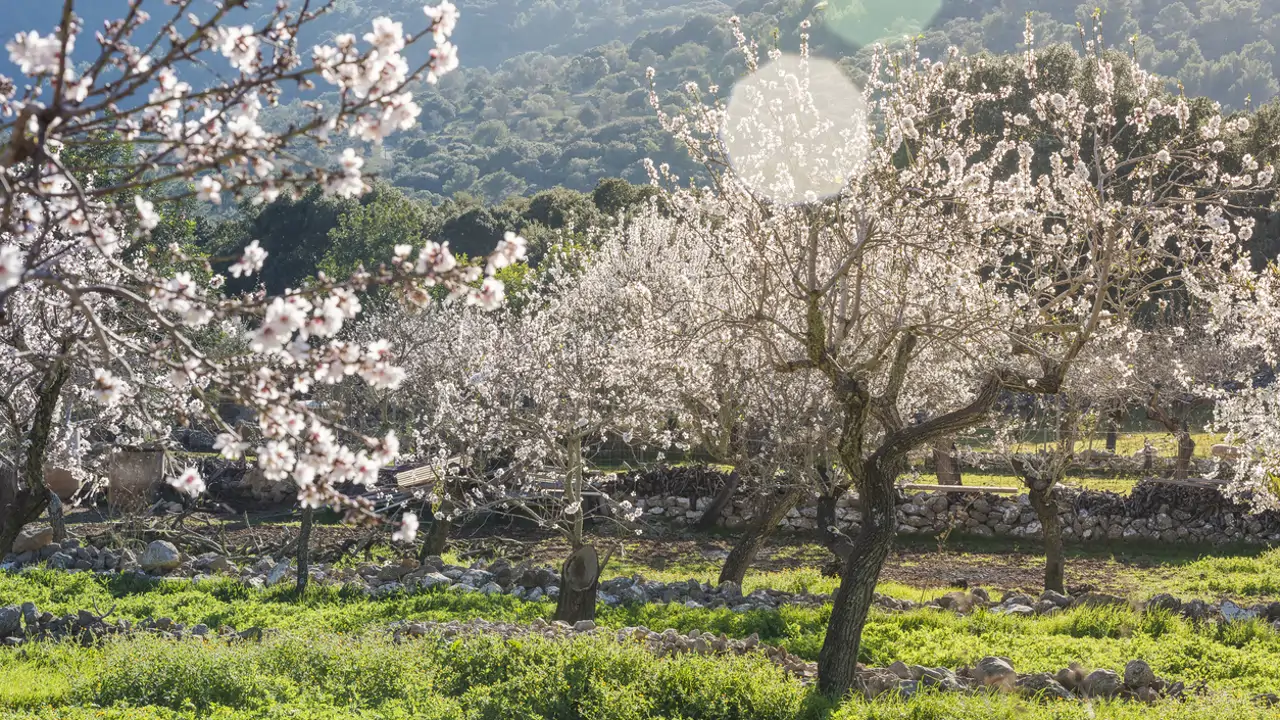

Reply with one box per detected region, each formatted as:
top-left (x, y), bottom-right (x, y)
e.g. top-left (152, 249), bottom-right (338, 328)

top-left (3, 547), bottom-right (1280, 719)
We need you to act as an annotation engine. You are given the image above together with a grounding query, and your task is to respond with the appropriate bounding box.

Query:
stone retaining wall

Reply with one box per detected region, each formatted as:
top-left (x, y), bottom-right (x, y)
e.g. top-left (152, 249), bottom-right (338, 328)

top-left (630, 482), bottom-right (1280, 545)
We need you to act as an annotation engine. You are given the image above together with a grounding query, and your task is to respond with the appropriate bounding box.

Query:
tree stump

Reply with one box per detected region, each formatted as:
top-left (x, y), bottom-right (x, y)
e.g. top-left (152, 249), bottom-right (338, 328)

top-left (554, 544), bottom-right (600, 622)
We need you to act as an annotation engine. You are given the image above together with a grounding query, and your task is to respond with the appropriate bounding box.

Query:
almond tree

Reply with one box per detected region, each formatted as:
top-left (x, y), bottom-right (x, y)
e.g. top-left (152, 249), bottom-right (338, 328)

top-left (992, 332), bottom-right (1137, 594)
top-left (646, 18), bottom-right (1273, 697)
top-left (1129, 311), bottom-right (1256, 478)
top-left (397, 237), bottom-right (684, 621)
top-left (0, 0), bottom-right (526, 553)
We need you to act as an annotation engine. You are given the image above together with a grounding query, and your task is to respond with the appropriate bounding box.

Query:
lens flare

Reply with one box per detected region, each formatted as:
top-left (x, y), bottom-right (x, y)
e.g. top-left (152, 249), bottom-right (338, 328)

top-left (818, 0), bottom-right (943, 49)
top-left (722, 53), bottom-right (869, 205)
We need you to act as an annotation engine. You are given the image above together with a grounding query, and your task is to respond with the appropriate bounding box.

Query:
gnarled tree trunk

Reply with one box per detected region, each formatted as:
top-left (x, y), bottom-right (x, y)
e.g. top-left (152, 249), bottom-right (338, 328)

top-left (816, 461), bottom-right (898, 698)
top-left (421, 497), bottom-right (453, 559)
top-left (47, 489), bottom-right (66, 543)
top-left (1027, 483), bottom-right (1064, 594)
top-left (1174, 428), bottom-right (1195, 480)
top-left (554, 543), bottom-right (600, 622)
top-left (295, 505), bottom-right (314, 595)
top-left (694, 469), bottom-right (740, 531)
top-left (816, 491), bottom-right (839, 545)
top-left (933, 437), bottom-right (962, 485)
top-left (0, 361), bottom-right (71, 556)
top-left (718, 484), bottom-right (805, 586)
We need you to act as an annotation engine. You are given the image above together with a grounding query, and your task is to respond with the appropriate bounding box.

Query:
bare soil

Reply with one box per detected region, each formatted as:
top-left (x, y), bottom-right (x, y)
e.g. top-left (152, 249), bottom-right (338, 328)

top-left (54, 505), bottom-right (1214, 597)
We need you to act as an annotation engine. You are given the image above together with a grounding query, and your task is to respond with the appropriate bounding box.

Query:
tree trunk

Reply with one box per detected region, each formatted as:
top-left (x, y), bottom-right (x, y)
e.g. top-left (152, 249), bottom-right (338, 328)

top-left (817, 463), bottom-right (897, 698)
top-left (421, 497), bottom-right (452, 558)
top-left (1175, 429), bottom-right (1195, 480)
top-left (933, 438), bottom-right (962, 485)
top-left (1105, 422), bottom-right (1118, 452)
top-left (295, 505), bottom-right (314, 595)
top-left (47, 489), bottom-right (66, 543)
top-left (694, 469), bottom-right (740, 531)
top-left (1027, 484), bottom-right (1064, 594)
top-left (816, 492), bottom-right (839, 545)
top-left (0, 361), bottom-right (71, 556)
top-left (718, 485), bottom-right (805, 586)
top-left (553, 543), bottom-right (600, 622)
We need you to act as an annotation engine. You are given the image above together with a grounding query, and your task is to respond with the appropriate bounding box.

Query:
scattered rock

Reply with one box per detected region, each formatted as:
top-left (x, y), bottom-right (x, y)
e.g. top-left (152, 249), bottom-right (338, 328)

top-left (0, 606), bottom-right (21, 637)
top-left (1123, 660), bottom-right (1156, 689)
top-left (12, 526), bottom-right (53, 554)
top-left (1080, 669), bottom-right (1122, 699)
top-left (138, 541), bottom-right (181, 572)
top-left (1017, 672), bottom-right (1074, 700)
top-left (974, 656), bottom-right (1016, 690)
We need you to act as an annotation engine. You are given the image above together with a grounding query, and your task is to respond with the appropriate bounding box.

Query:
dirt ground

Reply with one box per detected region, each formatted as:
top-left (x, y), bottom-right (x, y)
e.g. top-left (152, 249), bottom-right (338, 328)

top-left (53, 504), bottom-right (1222, 598)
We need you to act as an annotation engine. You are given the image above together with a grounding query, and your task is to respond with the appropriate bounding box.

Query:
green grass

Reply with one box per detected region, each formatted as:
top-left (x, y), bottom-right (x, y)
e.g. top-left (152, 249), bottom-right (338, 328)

top-left (909, 472), bottom-right (1138, 494)
top-left (4, 560), bottom-right (1280, 719)
top-left (2, 618), bottom-right (1279, 719)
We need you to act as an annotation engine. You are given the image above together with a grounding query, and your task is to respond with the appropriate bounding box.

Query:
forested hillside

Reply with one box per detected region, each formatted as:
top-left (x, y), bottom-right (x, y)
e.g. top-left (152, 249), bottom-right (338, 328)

top-left (7, 0), bottom-right (1280, 199)
top-left (346, 0), bottom-right (1280, 201)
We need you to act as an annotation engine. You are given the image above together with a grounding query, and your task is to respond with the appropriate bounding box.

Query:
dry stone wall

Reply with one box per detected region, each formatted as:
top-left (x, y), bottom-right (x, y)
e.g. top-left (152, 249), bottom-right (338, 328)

top-left (626, 481), bottom-right (1280, 546)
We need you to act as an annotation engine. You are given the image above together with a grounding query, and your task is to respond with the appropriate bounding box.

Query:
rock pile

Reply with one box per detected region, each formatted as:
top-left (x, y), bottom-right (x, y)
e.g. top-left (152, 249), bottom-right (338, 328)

top-left (0, 600), bottom-right (260, 646)
top-left (383, 617), bottom-right (1205, 703)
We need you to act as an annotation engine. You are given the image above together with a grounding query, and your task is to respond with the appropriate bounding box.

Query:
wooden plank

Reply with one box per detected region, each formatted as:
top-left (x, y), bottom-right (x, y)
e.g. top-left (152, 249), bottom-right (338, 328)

top-left (395, 457), bottom-right (459, 488)
top-left (900, 483), bottom-right (1020, 494)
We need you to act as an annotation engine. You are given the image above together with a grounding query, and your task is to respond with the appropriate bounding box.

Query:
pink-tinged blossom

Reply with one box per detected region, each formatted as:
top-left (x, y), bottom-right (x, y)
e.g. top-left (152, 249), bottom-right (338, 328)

top-left (487, 232), bottom-right (528, 275)
top-left (424, 2), bottom-right (459, 42)
top-left (196, 176), bottom-right (222, 204)
top-left (168, 466), bottom-right (206, 497)
top-left (214, 433), bottom-right (250, 460)
top-left (229, 240), bottom-right (267, 278)
top-left (467, 277), bottom-right (504, 311)
top-left (211, 25), bottom-right (259, 73)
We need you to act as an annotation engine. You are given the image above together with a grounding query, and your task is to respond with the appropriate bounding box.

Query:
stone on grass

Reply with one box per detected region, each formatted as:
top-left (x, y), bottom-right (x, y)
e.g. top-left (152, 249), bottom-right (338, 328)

top-left (1038, 590), bottom-right (1071, 608)
top-left (974, 656), bottom-right (1016, 690)
top-left (857, 669), bottom-right (904, 699)
top-left (1146, 593), bottom-right (1181, 613)
top-left (265, 560), bottom-right (292, 586)
top-left (1080, 669), bottom-right (1122, 698)
top-left (12, 526), bottom-right (53, 554)
top-left (1123, 660), bottom-right (1156, 689)
top-left (139, 541), bottom-right (181, 572)
top-left (1017, 673), bottom-right (1074, 700)
top-left (0, 606), bottom-right (21, 637)
top-left (573, 620), bottom-right (596, 632)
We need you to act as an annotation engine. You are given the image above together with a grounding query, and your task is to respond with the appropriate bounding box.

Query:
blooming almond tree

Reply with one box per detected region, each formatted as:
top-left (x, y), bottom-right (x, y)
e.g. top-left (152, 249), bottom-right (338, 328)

top-left (646, 18), bottom-right (1274, 696)
top-left (0, 0), bottom-right (526, 554)
top-left (392, 238), bottom-right (684, 621)
top-left (991, 330), bottom-right (1140, 594)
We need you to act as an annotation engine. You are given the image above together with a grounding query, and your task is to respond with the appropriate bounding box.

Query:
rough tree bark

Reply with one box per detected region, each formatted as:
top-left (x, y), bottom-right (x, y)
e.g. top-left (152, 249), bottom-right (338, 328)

top-left (295, 505), bottom-right (314, 595)
top-left (694, 469), bottom-right (740, 531)
top-left (554, 543), bottom-right (601, 622)
top-left (816, 491), bottom-right (839, 545)
top-left (0, 361), bottom-right (71, 556)
top-left (1026, 483), bottom-right (1064, 593)
top-left (421, 497), bottom-right (453, 559)
top-left (1174, 429), bottom-right (1195, 480)
top-left (47, 489), bottom-right (66, 543)
top-left (553, 435), bottom-right (601, 622)
top-left (932, 437), bottom-right (962, 485)
top-left (817, 460), bottom-right (899, 698)
top-left (816, 364), bottom-right (1007, 699)
top-left (718, 484), bottom-right (805, 586)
